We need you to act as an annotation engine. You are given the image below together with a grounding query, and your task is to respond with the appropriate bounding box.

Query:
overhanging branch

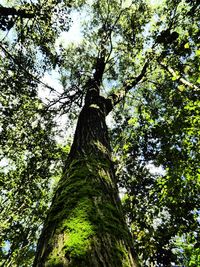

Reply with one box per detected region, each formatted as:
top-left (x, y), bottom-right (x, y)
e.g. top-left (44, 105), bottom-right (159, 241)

top-left (0, 44), bottom-right (58, 94)
top-left (107, 60), bottom-right (149, 109)
top-left (159, 61), bottom-right (200, 91)
top-left (0, 6), bottom-right (35, 18)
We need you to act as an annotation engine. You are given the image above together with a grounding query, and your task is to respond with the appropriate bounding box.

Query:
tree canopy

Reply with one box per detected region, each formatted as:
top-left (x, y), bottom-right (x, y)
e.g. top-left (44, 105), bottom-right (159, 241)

top-left (0, 0), bottom-right (199, 266)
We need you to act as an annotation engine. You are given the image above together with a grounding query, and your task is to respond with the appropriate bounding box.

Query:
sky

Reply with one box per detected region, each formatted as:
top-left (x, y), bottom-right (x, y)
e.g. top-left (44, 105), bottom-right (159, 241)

top-left (55, 11), bottom-right (83, 49)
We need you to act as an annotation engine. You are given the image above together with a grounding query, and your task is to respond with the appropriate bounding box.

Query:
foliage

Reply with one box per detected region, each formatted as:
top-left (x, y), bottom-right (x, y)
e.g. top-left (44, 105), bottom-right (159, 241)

top-left (0, 0), bottom-right (72, 265)
top-left (0, 50), bottom-right (65, 266)
top-left (0, 0), bottom-right (199, 266)
top-left (110, 1), bottom-right (200, 264)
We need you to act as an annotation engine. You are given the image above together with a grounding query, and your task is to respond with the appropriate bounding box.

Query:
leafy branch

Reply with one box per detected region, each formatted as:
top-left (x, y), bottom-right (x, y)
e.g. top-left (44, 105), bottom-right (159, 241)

top-left (159, 61), bottom-right (200, 91)
top-left (0, 5), bottom-right (35, 18)
top-left (0, 44), bottom-right (59, 94)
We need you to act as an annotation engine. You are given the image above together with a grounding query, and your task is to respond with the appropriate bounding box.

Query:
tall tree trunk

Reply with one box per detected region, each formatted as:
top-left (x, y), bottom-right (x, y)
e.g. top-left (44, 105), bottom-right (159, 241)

top-left (33, 87), bottom-right (138, 266)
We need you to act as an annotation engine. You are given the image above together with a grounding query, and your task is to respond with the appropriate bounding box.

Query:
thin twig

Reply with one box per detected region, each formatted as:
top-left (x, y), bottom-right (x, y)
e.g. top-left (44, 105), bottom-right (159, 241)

top-left (0, 44), bottom-right (59, 94)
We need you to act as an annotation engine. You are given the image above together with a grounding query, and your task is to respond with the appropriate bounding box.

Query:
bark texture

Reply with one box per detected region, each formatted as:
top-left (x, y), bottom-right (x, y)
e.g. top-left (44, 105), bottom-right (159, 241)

top-left (33, 88), bottom-right (138, 267)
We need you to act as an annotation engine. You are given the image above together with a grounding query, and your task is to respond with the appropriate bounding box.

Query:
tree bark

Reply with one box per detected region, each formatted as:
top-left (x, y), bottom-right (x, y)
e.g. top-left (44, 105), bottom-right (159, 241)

top-left (33, 86), bottom-right (138, 266)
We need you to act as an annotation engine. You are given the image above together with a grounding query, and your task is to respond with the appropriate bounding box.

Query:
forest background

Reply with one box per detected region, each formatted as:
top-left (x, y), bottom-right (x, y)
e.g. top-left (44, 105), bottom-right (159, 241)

top-left (0, 0), bottom-right (199, 266)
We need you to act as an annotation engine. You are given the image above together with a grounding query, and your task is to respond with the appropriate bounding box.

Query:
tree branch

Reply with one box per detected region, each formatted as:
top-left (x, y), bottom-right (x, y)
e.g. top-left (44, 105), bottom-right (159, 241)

top-left (107, 60), bottom-right (149, 109)
top-left (159, 61), bottom-right (200, 91)
top-left (0, 44), bottom-right (59, 94)
top-left (0, 6), bottom-right (35, 18)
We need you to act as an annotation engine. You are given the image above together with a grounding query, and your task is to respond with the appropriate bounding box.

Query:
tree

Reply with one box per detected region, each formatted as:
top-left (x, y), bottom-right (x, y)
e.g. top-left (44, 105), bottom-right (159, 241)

top-left (0, 0), bottom-right (199, 266)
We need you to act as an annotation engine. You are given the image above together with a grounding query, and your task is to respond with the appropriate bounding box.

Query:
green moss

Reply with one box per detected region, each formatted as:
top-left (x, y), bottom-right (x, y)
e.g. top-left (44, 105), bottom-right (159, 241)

top-left (46, 254), bottom-right (63, 267)
top-left (114, 243), bottom-right (131, 267)
top-left (49, 157), bottom-right (127, 236)
top-left (93, 140), bottom-right (109, 155)
top-left (63, 199), bottom-right (95, 257)
top-left (44, 156), bottom-right (133, 266)
top-left (46, 234), bottom-right (68, 267)
top-left (50, 158), bottom-right (114, 218)
top-left (93, 202), bottom-right (129, 240)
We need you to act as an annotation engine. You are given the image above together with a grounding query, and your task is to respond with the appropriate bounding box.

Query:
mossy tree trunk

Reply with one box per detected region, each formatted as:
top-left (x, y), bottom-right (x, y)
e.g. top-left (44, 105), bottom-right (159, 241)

top-left (33, 65), bottom-right (138, 266)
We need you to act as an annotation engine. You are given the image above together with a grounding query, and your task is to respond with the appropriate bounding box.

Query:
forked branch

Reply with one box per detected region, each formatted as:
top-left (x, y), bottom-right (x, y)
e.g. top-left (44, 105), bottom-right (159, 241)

top-left (107, 60), bottom-right (149, 109)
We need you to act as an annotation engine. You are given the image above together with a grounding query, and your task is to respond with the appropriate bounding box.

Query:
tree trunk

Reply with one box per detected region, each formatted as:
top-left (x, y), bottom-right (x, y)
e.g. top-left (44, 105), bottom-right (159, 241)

top-left (33, 89), bottom-right (138, 266)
